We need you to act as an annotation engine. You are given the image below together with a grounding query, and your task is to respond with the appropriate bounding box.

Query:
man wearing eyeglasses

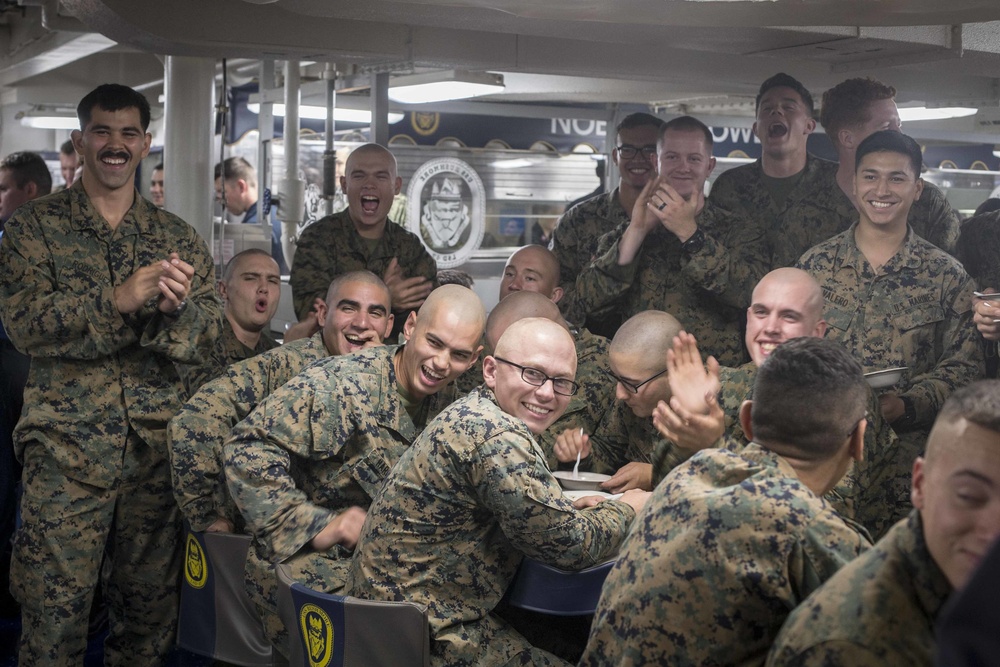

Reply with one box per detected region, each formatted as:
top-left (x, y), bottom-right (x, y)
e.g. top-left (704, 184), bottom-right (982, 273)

top-left (571, 115), bottom-right (767, 366)
top-left (346, 317), bottom-right (650, 666)
top-left (549, 112), bottom-right (663, 337)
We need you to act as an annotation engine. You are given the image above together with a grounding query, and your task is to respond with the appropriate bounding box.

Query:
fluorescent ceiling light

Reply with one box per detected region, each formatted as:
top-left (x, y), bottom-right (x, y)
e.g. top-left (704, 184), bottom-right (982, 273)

top-left (17, 109), bottom-right (78, 130)
top-left (389, 70), bottom-right (504, 104)
top-left (897, 106), bottom-right (978, 122)
top-left (247, 103), bottom-right (403, 125)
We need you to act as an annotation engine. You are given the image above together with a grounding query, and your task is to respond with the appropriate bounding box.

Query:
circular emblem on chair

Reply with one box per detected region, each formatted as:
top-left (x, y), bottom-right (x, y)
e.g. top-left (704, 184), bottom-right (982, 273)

top-left (300, 603), bottom-right (334, 667)
top-left (183, 533), bottom-right (208, 589)
top-left (406, 157), bottom-right (486, 268)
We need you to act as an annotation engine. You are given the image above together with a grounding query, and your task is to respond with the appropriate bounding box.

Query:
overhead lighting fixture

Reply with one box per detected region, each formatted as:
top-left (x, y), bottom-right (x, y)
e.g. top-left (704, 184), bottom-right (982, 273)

top-left (247, 103), bottom-right (403, 125)
top-left (897, 106), bottom-right (978, 122)
top-left (17, 108), bottom-right (78, 130)
top-left (388, 70), bottom-right (504, 104)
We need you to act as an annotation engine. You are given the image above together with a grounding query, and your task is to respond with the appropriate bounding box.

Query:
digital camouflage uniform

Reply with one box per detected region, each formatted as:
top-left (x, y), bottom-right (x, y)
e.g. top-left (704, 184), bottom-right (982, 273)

top-left (580, 443), bottom-right (870, 667)
top-left (0, 181), bottom-right (223, 667)
top-left (572, 201), bottom-right (765, 366)
top-left (955, 210), bottom-right (1000, 378)
top-left (169, 332), bottom-right (328, 532)
top-left (549, 189), bottom-right (630, 331)
top-left (345, 386), bottom-right (635, 667)
top-left (289, 208), bottom-right (436, 321)
top-left (224, 343), bottom-right (458, 652)
top-left (587, 399), bottom-right (661, 476)
top-left (830, 174), bottom-right (960, 256)
top-left (767, 511), bottom-right (949, 667)
top-left (798, 224), bottom-right (983, 464)
top-left (176, 316), bottom-right (279, 397)
top-left (649, 362), bottom-right (904, 540)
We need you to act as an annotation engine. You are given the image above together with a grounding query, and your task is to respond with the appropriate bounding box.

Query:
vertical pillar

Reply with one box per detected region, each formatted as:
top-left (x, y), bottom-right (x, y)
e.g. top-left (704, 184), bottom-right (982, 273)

top-left (278, 60), bottom-right (305, 267)
top-left (163, 56), bottom-right (216, 245)
top-left (370, 71), bottom-right (390, 146)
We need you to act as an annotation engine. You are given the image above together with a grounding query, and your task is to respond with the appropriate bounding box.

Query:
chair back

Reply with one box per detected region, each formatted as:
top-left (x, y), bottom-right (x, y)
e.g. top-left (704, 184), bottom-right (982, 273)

top-left (276, 564), bottom-right (430, 667)
top-left (505, 558), bottom-right (615, 616)
top-left (177, 530), bottom-right (277, 665)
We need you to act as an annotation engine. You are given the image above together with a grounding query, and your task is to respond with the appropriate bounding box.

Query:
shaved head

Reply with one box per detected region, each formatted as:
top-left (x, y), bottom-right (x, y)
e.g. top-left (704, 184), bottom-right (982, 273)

top-left (417, 284), bottom-right (487, 334)
top-left (495, 318), bottom-right (576, 366)
top-left (486, 291), bottom-right (566, 351)
top-left (754, 268), bottom-right (824, 321)
top-left (325, 270), bottom-right (391, 308)
top-left (345, 143), bottom-right (398, 177)
top-left (746, 268), bottom-right (827, 366)
top-left (500, 244), bottom-right (564, 302)
top-left (610, 311), bottom-right (684, 375)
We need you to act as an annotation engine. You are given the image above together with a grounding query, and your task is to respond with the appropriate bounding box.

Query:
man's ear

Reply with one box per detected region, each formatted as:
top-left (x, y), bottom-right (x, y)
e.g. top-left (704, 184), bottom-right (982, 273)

top-left (402, 310), bottom-right (418, 342)
top-left (24, 182), bottom-right (38, 199)
top-left (482, 355), bottom-right (498, 390)
top-left (738, 400), bottom-right (754, 441)
top-left (911, 456), bottom-right (926, 509)
top-left (381, 313), bottom-right (395, 342)
top-left (550, 286), bottom-right (564, 304)
top-left (849, 418), bottom-right (866, 462)
top-left (216, 279), bottom-right (228, 301)
top-left (838, 129), bottom-right (854, 150)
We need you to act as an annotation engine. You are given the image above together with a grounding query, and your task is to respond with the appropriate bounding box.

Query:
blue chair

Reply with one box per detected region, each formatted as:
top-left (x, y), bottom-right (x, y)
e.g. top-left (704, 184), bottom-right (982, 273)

top-left (176, 530), bottom-right (277, 665)
top-left (505, 558), bottom-right (615, 616)
top-left (276, 564), bottom-right (430, 667)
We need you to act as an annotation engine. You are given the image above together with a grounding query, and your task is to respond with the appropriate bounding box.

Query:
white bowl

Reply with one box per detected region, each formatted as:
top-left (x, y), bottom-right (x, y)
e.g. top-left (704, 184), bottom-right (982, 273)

top-left (864, 367), bottom-right (907, 389)
top-left (563, 490), bottom-right (615, 502)
top-left (552, 471), bottom-right (612, 491)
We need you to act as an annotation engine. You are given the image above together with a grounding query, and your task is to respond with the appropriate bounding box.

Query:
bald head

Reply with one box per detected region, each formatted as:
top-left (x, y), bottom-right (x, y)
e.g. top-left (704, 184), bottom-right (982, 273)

top-left (500, 244), bottom-right (564, 302)
top-left (417, 284), bottom-right (486, 333)
top-left (486, 291), bottom-right (566, 351)
top-left (325, 270), bottom-right (391, 308)
top-left (495, 318), bottom-right (576, 367)
top-left (746, 268), bottom-right (827, 366)
top-left (345, 143), bottom-right (398, 176)
top-left (610, 311), bottom-right (684, 375)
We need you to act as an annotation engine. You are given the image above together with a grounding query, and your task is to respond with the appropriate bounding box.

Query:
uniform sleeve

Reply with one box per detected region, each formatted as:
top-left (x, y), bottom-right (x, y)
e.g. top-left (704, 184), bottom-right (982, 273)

top-left (0, 209), bottom-right (139, 359)
top-left (767, 640), bottom-right (888, 667)
top-left (224, 373), bottom-right (356, 561)
top-left (916, 187), bottom-right (961, 256)
top-left (473, 429), bottom-right (634, 569)
top-left (792, 515), bottom-right (869, 602)
top-left (681, 208), bottom-right (768, 310)
top-left (900, 272), bottom-right (984, 428)
top-left (139, 224), bottom-right (223, 365)
top-left (589, 402), bottom-right (646, 474)
top-left (396, 230), bottom-right (438, 287)
top-left (290, 221), bottom-right (337, 321)
top-left (570, 224), bottom-right (632, 321)
top-left (550, 206), bottom-right (594, 326)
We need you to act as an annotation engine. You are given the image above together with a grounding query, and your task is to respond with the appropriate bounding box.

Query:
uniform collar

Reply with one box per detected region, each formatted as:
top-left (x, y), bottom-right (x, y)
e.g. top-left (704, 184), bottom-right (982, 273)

top-left (68, 178), bottom-right (157, 237)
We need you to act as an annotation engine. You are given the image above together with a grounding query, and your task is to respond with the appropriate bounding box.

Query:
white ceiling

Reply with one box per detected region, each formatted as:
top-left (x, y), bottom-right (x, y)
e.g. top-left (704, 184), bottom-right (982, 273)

top-left (3, 0), bottom-right (1000, 141)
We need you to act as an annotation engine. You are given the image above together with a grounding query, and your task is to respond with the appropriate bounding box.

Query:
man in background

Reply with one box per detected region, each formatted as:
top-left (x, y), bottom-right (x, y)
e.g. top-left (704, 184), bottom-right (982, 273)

top-left (149, 161), bottom-right (165, 208)
top-left (215, 156), bottom-right (288, 273)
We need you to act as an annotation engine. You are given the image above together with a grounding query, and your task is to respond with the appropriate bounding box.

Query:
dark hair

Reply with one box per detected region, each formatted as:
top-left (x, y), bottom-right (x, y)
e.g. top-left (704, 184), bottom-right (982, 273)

top-left (751, 337), bottom-right (867, 459)
top-left (436, 269), bottom-right (475, 289)
top-left (214, 156), bottom-right (257, 186)
top-left (0, 151), bottom-right (52, 196)
top-left (77, 84), bottom-right (151, 132)
top-left (820, 77), bottom-right (897, 148)
top-left (855, 130), bottom-right (923, 175)
top-left (936, 380), bottom-right (1000, 434)
top-left (756, 72), bottom-right (814, 116)
top-left (973, 197), bottom-right (1000, 217)
top-left (59, 139), bottom-right (75, 157)
top-left (660, 115), bottom-right (714, 149)
top-left (153, 162), bottom-right (164, 171)
top-left (222, 248), bottom-right (276, 282)
top-left (616, 112), bottom-right (664, 134)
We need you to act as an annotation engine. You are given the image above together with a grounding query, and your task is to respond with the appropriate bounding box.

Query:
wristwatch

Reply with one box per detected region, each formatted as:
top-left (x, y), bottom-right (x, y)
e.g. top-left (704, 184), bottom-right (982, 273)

top-left (893, 396), bottom-right (917, 431)
top-left (168, 300), bottom-right (187, 319)
top-left (681, 227), bottom-right (706, 253)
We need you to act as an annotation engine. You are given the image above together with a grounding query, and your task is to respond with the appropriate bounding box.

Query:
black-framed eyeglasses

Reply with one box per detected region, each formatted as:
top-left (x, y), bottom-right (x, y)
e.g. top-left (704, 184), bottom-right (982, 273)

top-left (615, 144), bottom-right (657, 160)
top-left (603, 367), bottom-right (667, 394)
top-left (494, 357), bottom-right (579, 396)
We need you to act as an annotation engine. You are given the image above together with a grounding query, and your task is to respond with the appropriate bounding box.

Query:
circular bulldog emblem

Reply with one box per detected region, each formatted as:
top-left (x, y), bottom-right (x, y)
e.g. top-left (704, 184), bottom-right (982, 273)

top-left (406, 157), bottom-right (485, 268)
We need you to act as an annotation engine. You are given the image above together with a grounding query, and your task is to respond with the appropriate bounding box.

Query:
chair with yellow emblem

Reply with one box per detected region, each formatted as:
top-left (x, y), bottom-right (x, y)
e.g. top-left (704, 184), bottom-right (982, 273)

top-left (177, 529), bottom-right (277, 665)
top-left (275, 563), bottom-right (430, 667)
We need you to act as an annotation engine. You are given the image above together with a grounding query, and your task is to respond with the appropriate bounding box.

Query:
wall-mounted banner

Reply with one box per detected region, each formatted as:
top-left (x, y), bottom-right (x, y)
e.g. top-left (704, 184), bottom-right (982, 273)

top-left (406, 158), bottom-right (486, 268)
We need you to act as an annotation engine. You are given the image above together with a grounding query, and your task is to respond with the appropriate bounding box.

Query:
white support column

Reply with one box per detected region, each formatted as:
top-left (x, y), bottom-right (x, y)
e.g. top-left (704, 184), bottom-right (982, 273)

top-left (163, 56), bottom-right (216, 246)
top-left (278, 60), bottom-right (305, 267)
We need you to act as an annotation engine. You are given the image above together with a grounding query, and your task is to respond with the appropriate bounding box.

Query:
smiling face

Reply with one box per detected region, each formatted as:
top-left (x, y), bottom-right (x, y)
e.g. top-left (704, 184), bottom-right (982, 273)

top-left (483, 318), bottom-right (576, 434)
top-left (219, 253), bottom-right (281, 334)
top-left (913, 416), bottom-right (1000, 591)
top-left (72, 105), bottom-right (151, 196)
top-left (150, 167), bottom-right (165, 207)
top-left (854, 150), bottom-right (923, 233)
top-left (398, 305), bottom-right (482, 401)
top-left (753, 86), bottom-right (816, 160)
top-left (657, 127), bottom-right (716, 200)
top-left (745, 269), bottom-right (827, 366)
top-left (613, 123), bottom-right (660, 191)
top-left (608, 350), bottom-right (670, 419)
top-left (340, 146), bottom-right (402, 239)
top-left (499, 245), bottom-right (563, 302)
top-left (320, 280), bottom-right (394, 356)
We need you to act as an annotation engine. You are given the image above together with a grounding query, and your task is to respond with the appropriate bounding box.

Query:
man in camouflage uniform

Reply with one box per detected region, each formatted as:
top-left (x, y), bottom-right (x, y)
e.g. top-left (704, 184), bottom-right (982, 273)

top-left (957, 209), bottom-right (1000, 378)
top-left (289, 143), bottom-right (435, 337)
top-left (819, 76), bottom-right (960, 255)
top-left (573, 115), bottom-right (766, 366)
top-left (346, 318), bottom-right (650, 667)
top-left (798, 131), bottom-right (983, 466)
top-left (550, 112), bottom-right (662, 336)
top-left (177, 248), bottom-right (281, 395)
top-left (709, 73), bottom-right (846, 270)
top-left (580, 337), bottom-right (872, 666)
top-left (0, 84), bottom-right (223, 666)
top-left (224, 285), bottom-right (485, 654)
top-left (169, 270), bottom-right (394, 534)
top-left (768, 380), bottom-right (1000, 666)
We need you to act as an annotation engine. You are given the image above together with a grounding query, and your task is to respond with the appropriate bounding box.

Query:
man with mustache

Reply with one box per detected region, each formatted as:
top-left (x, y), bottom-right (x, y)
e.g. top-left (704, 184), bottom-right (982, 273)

top-left (0, 83), bottom-right (222, 667)
top-left (169, 270), bottom-right (395, 535)
top-left (177, 248), bottom-right (281, 395)
top-left (709, 73), bottom-right (845, 270)
top-left (223, 284), bottom-right (485, 656)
